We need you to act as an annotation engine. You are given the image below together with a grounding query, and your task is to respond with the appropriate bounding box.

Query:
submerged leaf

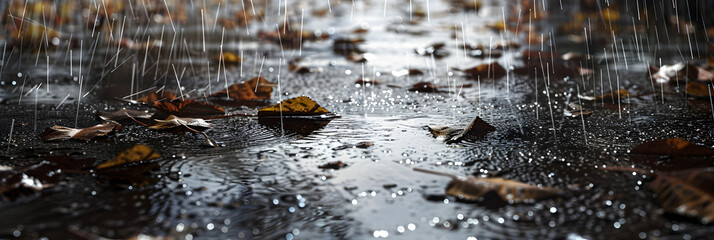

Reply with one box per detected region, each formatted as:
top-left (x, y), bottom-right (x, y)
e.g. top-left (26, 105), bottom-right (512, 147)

top-left (631, 138), bottom-right (714, 156)
top-left (41, 122), bottom-right (121, 141)
top-left (96, 145), bottom-right (161, 170)
top-left (258, 96), bottom-right (332, 117)
top-left (414, 168), bottom-right (562, 203)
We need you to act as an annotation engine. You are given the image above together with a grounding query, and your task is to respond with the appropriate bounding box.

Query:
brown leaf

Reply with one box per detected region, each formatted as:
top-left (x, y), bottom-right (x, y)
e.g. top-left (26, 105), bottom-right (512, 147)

top-left (1, 156), bottom-right (96, 200)
top-left (650, 168), bottom-right (714, 224)
top-left (211, 77), bottom-right (276, 101)
top-left (148, 115), bottom-right (213, 131)
top-left (428, 116), bottom-right (495, 143)
top-left (41, 122), bottom-right (121, 141)
top-left (456, 62), bottom-right (507, 80)
top-left (631, 138), bottom-right (714, 156)
top-left (318, 161), bottom-right (348, 170)
top-left (686, 81), bottom-right (714, 98)
top-left (97, 108), bottom-right (153, 122)
top-left (258, 96), bottom-right (333, 117)
top-left (96, 145), bottom-right (161, 170)
top-left (137, 92), bottom-right (177, 105)
top-left (522, 50), bottom-right (561, 63)
top-left (214, 52), bottom-right (241, 64)
top-left (415, 43), bottom-right (450, 59)
top-left (153, 99), bottom-right (225, 118)
top-left (414, 168), bottom-right (562, 203)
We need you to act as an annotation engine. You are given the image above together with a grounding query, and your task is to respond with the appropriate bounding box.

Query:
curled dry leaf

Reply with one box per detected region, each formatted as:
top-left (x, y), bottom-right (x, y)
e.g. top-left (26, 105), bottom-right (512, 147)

top-left (148, 115), bottom-right (213, 131)
top-left (96, 145), bottom-right (161, 170)
top-left (210, 77), bottom-right (277, 101)
top-left (686, 81), bottom-right (714, 98)
top-left (153, 99), bottom-right (225, 118)
top-left (428, 116), bottom-right (495, 143)
top-left (41, 122), bottom-right (121, 141)
top-left (631, 138), bottom-right (714, 156)
top-left (258, 96), bottom-right (335, 117)
top-left (455, 62), bottom-right (507, 80)
top-left (414, 168), bottom-right (563, 203)
top-left (97, 108), bottom-right (153, 122)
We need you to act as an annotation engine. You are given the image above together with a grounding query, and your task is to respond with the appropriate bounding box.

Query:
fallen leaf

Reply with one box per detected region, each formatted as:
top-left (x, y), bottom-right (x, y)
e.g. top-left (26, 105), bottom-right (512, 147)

top-left (258, 96), bottom-right (334, 117)
top-left (97, 108), bottom-right (153, 122)
top-left (41, 122), bottom-right (121, 141)
top-left (631, 138), bottom-right (714, 156)
top-left (214, 52), bottom-right (241, 64)
top-left (136, 91), bottom-right (177, 105)
top-left (408, 82), bottom-right (472, 92)
top-left (686, 81), bottom-right (714, 98)
top-left (455, 63), bottom-right (507, 80)
top-left (414, 168), bottom-right (562, 203)
top-left (333, 38), bottom-right (365, 55)
top-left (649, 63), bottom-right (698, 83)
top-left (564, 102), bottom-right (592, 117)
top-left (650, 168), bottom-right (714, 224)
top-left (604, 167), bottom-right (714, 224)
top-left (148, 115), bottom-right (213, 131)
top-left (355, 78), bottom-right (382, 86)
top-left (1, 156), bottom-right (96, 200)
top-left (211, 77), bottom-right (276, 101)
top-left (522, 50), bottom-right (560, 63)
top-left (96, 145), bottom-right (161, 170)
top-left (415, 43), bottom-right (450, 59)
top-left (153, 99), bottom-right (225, 118)
top-left (428, 116), bottom-right (495, 143)
top-left (318, 161), bottom-right (348, 170)
top-left (391, 69), bottom-right (424, 77)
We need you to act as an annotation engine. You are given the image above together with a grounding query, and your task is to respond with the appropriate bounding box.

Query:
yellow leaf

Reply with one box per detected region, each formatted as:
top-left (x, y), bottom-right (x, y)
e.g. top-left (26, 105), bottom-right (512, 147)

top-left (97, 145), bottom-right (161, 169)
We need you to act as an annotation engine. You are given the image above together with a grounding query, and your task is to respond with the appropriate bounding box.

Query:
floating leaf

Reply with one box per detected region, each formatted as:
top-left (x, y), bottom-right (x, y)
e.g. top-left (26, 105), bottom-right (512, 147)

top-left (428, 116), bottom-right (495, 143)
top-left (211, 77), bottom-right (276, 101)
top-left (455, 62), bottom-right (507, 80)
top-left (258, 96), bottom-right (333, 117)
top-left (318, 161), bottom-right (348, 170)
top-left (148, 115), bottom-right (213, 130)
top-left (631, 138), bottom-right (714, 156)
top-left (414, 168), bottom-right (562, 203)
top-left (97, 108), bottom-right (153, 122)
top-left (686, 81), bottom-right (714, 98)
top-left (96, 145), bottom-right (161, 170)
top-left (41, 122), bottom-right (121, 141)
top-left (1, 156), bottom-right (96, 200)
top-left (153, 99), bottom-right (225, 118)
